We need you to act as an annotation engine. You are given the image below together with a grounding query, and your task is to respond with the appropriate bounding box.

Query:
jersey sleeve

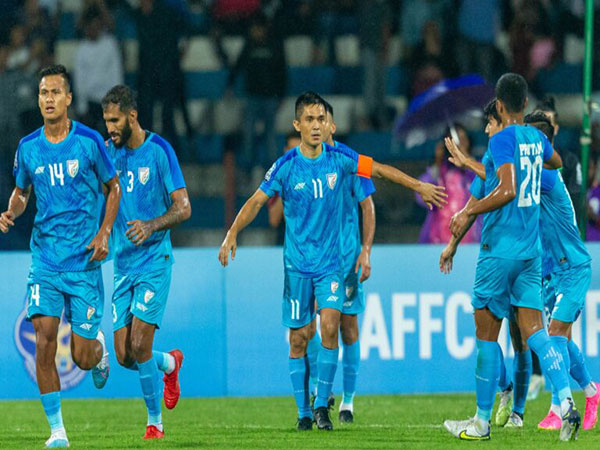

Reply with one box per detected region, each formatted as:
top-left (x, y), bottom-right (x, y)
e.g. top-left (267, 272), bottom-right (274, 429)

top-left (13, 144), bottom-right (31, 189)
top-left (352, 174), bottom-right (376, 202)
top-left (92, 133), bottom-right (116, 183)
top-left (541, 132), bottom-right (554, 162)
top-left (259, 159), bottom-right (285, 197)
top-left (470, 175), bottom-right (485, 199)
top-left (158, 140), bottom-right (186, 194)
top-left (489, 129), bottom-right (516, 169)
top-left (332, 142), bottom-right (372, 177)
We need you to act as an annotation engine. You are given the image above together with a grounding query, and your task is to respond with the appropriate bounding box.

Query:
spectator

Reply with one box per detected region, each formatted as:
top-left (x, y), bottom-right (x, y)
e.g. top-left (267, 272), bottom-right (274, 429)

top-left (227, 13), bottom-right (286, 172)
top-left (7, 24), bottom-right (30, 71)
top-left (400, 0), bottom-right (452, 59)
top-left (587, 154), bottom-right (600, 241)
top-left (73, 4), bottom-right (123, 134)
top-left (358, 0), bottom-right (391, 129)
top-left (312, 0), bottom-right (358, 65)
top-left (416, 124), bottom-right (478, 244)
top-left (21, 0), bottom-right (57, 52)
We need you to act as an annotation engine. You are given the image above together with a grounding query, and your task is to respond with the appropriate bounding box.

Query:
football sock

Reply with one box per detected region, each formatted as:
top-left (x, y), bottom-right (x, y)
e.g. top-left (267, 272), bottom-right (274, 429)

top-left (138, 358), bottom-right (162, 430)
top-left (528, 330), bottom-right (572, 413)
top-left (567, 339), bottom-right (594, 394)
top-left (497, 343), bottom-right (510, 391)
top-left (513, 350), bottom-right (532, 415)
top-left (306, 332), bottom-right (321, 395)
top-left (531, 350), bottom-right (542, 375)
top-left (289, 356), bottom-right (311, 419)
top-left (475, 339), bottom-right (500, 422)
top-left (315, 345), bottom-right (339, 410)
top-left (41, 391), bottom-right (65, 433)
top-left (342, 340), bottom-right (360, 407)
top-left (153, 351), bottom-right (176, 374)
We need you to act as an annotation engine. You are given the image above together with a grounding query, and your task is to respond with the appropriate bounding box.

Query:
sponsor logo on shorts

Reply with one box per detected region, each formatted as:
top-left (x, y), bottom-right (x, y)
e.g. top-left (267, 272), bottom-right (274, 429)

top-left (79, 323), bottom-right (92, 331)
top-left (326, 173), bottom-right (337, 190)
top-left (331, 281), bottom-right (339, 293)
top-left (294, 182), bottom-right (305, 190)
top-left (136, 302), bottom-right (148, 312)
top-left (35, 166), bottom-right (45, 175)
top-left (15, 307), bottom-right (86, 390)
top-left (87, 306), bottom-right (95, 320)
top-left (67, 159), bottom-right (79, 178)
top-left (138, 167), bottom-right (150, 185)
top-left (327, 295), bottom-right (338, 302)
top-left (144, 290), bottom-right (155, 304)
top-left (343, 301), bottom-right (352, 307)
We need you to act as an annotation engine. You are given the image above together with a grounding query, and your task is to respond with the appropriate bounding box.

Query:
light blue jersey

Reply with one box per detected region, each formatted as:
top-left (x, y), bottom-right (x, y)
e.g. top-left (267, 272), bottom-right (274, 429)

top-left (479, 125), bottom-right (554, 259)
top-left (107, 132), bottom-right (185, 274)
top-left (540, 169), bottom-right (591, 277)
top-left (260, 142), bottom-right (369, 277)
top-left (13, 121), bottom-right (116, 272)
top-left (335, 141), bottom-right (376, 274)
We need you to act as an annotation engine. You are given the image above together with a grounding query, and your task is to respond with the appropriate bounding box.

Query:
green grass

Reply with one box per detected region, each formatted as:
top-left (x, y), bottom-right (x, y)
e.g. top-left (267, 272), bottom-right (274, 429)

top-left (1, 393), bottom-right (599, 448)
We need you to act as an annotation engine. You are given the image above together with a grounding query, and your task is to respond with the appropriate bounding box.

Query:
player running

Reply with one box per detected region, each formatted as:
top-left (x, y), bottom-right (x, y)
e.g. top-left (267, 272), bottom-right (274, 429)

top-left (441, 73), bottom-right (580, 442)
top-left (102, 85), bottom-right (190, 440)
top-left (219, 91), bottom-right (446, 431)
top-left (0, 65), bottom-right (121, 448)
top-left (304, 100), bottom-right (375, 423)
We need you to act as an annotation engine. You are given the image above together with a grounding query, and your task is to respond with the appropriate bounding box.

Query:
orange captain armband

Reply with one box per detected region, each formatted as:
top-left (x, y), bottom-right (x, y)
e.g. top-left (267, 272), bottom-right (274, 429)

top-left (356, 154), bottom-right (373, 178)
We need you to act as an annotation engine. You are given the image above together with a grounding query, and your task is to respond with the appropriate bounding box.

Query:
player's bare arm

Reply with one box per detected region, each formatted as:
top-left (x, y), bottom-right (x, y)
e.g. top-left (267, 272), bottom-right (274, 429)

top-left (355, 196), bottom-right (375, 282)
top-left (219, 189), bottom-right (269, 267)
top-left (444, 137), bottom-right (486, 179)
top-left (544, 149), bottom-right (562, 170)
top-left (87, 175), bottom-right (121, 261)
top-left (0, 186), bottom-right (32, 233)
top-left (370, 160), bottom-right (447, 210)
top-left (450, 163), bottom-right (516, 237)
top-left (440, 195), bottom-right (478, 274)
top-left (126, 188), bottom-right (192, 246)
top-left (268, 196), bottom-right (284, 228)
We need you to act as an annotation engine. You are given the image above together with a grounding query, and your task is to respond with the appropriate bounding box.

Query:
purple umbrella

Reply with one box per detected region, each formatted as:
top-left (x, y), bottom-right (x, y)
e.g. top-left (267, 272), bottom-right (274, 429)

top-left (395, 74), bottom-right (495, 147)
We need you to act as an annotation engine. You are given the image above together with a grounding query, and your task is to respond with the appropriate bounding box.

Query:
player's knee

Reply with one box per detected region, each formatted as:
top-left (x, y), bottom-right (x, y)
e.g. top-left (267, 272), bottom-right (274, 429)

top-left (71, 347), bottom-right (95, 370)
top-left (35, 334), bottom-right (57, 365)
top-left (341, 327), bottom-right (358, 345)
top-left (289, 332), bottom-right (308, 355)
top-left (115, 348), bottom-right (135, 368)
top-left (320, 320), bottom-right (339, 342)
top-left (130, 336), bottom-right (152, 361)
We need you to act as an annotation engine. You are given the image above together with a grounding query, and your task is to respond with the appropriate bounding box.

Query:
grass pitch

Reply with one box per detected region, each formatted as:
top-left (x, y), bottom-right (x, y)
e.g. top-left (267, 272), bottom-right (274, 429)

top-left (1, 393), bottom-right (599, 449)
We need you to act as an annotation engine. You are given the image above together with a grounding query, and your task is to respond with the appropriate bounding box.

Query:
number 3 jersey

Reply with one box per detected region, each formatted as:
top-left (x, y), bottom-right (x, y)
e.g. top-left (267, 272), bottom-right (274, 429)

top-left (477, 124), bottom-right (554, 260)
top-left (106, 132), bottom-right (185, 274)
top-left (13, 121), bottom-right (116, 272)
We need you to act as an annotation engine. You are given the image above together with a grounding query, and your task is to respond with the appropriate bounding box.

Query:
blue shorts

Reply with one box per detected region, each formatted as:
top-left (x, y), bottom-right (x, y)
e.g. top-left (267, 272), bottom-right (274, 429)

top-left (282, 272), bottom-right (344, 328)
top-left (342, 269), bottom-right (365, 315)
top-left (472, 256), bottom-right (542, 319)
top-left (25, 267), bottom-right (104, 339)
top-left (112, 265), bottom-right (172, 331)
top-left (546, 263), bottom-right (591, 323)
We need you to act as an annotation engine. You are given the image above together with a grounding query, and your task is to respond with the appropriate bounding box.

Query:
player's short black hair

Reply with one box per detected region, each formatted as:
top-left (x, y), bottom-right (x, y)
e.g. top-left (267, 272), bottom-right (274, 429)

top-left (537, 95), bottom-right (558, 120)
top-left (39, 64), bottom-right (71, 92)
top-left (101, 85), bottom-right (138, 112)
top-left (495, 73), bottom-right (528, 114)
top-left (524, 111), bottom-right (555, 142)
top-left (323, 99), bottom-right (334, 118)
top-left (483, 98), bottom-right (501, 124)
top-left (295, 91), bottom-right (326, 119)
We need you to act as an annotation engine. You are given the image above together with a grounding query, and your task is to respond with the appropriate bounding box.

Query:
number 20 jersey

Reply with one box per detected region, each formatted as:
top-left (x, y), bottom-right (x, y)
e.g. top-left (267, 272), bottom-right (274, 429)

top-left (479, 124), bottom-right (554, 260)
top-left (13, 121), bottom-right (116, 272)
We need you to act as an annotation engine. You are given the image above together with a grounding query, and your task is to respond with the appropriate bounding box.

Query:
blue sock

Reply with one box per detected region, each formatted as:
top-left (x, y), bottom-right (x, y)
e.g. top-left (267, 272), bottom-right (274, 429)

top-left (549, 336), bottom-right (570, 406)
top-left (512, 350), bottom-right (532, 415)
top-left (475, 339), bottom-right (500, 421)
top-left (497, 343), bottom-right (510, 391)
top-left (138, 358), bottom-right (162, 426)
top-left (153, 351), bottom-right (174, 373)
top-left (528, 330), bottom-right (571, 403)
top-left (315, 345), bottom-right (339, 409)
top-left (289, 356), bottom-right (312, 419)
top-left (342, 340), bottom-right (360, 405)
top-left (306, 333), bottom-right (321, 394)
top-left (40, 392), bottom-right (64, 432)
top-left (567, 339), bottom-right (592, 389)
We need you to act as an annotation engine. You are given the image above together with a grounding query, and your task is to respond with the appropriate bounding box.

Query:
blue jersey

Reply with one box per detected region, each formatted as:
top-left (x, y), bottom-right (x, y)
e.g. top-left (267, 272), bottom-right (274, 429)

top-left (12, 121), bottom-right (116, 272)
top-left (334, 141), bottom-right (376, 274)
top-left (540, 169), bottom-right (591, 276)
top-left (107, 132), bottom-right (186, 274)
top-left (478, 125), bottom-right (554, 259)
top-left (260, 143), bottom-right (370, 277)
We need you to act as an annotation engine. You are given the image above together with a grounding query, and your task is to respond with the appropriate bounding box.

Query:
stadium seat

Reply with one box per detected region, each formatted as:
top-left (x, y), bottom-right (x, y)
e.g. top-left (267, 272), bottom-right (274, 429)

top-left (284, 36), bottom-right (314, 67)
top-left (185, 71), bottom-right (228, 99)
top-left (222, 36), bottom-right (245, 66)
top-left (386, 66), bottom-right (409, 97)
top-left (58, 12), bottom-right (77, 40)
top-left (287, 66), bottom-right (335, 96)
top-left (334, 67), bottom-right (362, 95)
top-left (214, 97), bottom-right (243, 134)
top-left (327, 96), bottom-right (354, 135)
top-left (275, 97), bottom-right (296, 134)
top-left (54, 40), bottom-right (78, 71)
top-left (387, 35), bottom-right (404, 67)
top-left (335, 35), bottom-right (360, 67)
top-left (123, 39), bottom-right (138, 73)
top-left (536, 63), bottom-right (583, 94)
top-left (182, 37), bottom-right (222, 71)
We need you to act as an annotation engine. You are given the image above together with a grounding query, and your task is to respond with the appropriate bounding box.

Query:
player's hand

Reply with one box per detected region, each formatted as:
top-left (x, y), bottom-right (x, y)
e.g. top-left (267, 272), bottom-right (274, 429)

top-left (444, 137), bottom-right (468, 169)
top-left (86, 230), bottom-right (110, 261)
top-left (355, 248), bottom-right (371, 282)
top-left (449, 209), bottom-right (470, 238)
top-left (126, 220), bottom-right (155, 246)
top-left (218, 231), bottom-right (237, 267)
top-left (417, 182), bottom-right (447, 210)
top-left (0, 210), bottom-right (15, 233)
top-left (439, 244), bottom-right (456, 274)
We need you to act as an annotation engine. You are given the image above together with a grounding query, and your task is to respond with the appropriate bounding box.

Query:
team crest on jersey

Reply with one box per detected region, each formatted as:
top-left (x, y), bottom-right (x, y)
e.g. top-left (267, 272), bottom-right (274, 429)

top-left (15, 306), bottom-right (86, 390)
top-left (331, 281), bottom-right (339, 293)
top-left (86, 306), bottom-right (95, 320)
top-left (346, 286), bottom-right (354, 299)
top-left (326, 173), bottom-right (337, 190)
top-left (138, 167), bottom-right (150, 185)
top-left (144, 290), bottom-right (155, 304)
top-left (67, 159), bottom-right (79, 178)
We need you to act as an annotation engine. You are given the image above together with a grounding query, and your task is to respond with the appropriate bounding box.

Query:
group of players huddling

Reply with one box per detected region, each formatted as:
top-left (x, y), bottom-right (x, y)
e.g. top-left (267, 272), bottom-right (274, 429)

top-left (1, 63), bottom-right (596, 446)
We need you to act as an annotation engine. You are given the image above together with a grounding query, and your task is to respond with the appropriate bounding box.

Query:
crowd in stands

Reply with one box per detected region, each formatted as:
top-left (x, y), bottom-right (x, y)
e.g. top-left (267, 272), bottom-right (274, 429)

top-left (1, 0), bottom-right (600, 249)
